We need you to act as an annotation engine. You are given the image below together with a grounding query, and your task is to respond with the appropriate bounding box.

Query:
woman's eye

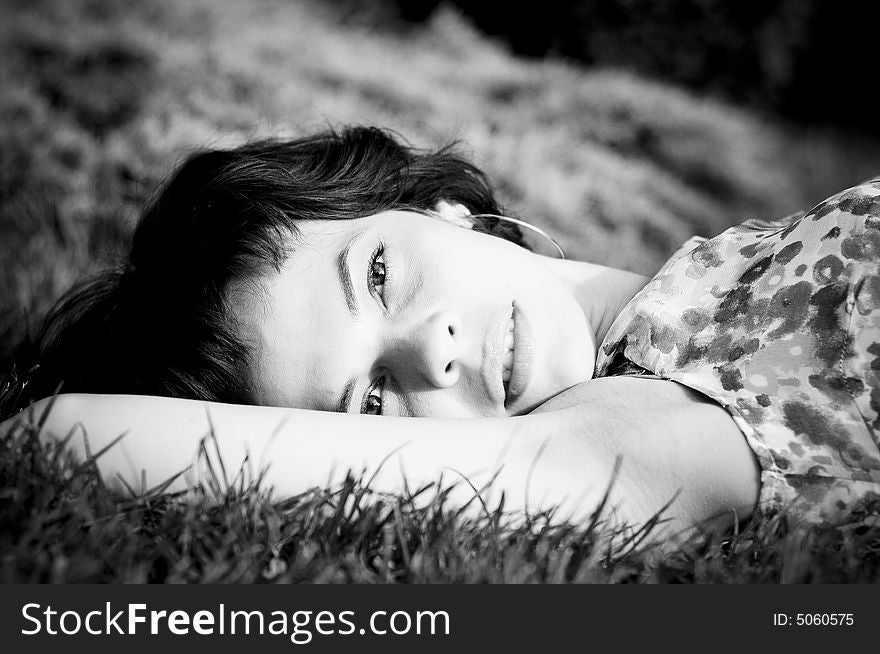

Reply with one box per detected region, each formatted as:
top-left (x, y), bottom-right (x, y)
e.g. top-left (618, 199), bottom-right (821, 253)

top-left (369, 246), bottom-right (386, 300)
top-left (361, 377), bottom-right (385, 415)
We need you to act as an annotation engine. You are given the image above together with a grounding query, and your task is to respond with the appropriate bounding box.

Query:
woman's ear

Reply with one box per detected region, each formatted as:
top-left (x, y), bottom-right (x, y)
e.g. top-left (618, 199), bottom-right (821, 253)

top-left (434, 200), bottom-right (474, 229)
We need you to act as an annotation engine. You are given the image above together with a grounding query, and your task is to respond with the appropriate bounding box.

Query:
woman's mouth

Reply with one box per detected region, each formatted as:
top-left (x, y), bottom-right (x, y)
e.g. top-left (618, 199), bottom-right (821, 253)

top-left (485, 303), bottom-right (534, 412)
top-left (501, 304), bottom-right (533, 410)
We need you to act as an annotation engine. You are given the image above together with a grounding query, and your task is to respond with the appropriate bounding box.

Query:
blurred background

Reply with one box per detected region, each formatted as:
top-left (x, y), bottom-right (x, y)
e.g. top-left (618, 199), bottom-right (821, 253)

top-left (2, 0), bottom-right (879, 376)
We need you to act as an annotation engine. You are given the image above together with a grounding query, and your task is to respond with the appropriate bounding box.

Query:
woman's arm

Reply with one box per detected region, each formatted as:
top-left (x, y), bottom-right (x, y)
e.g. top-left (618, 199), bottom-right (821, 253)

top-left (3, 377), bottom-right (759, 539)
top-left (6, 392), bottom-right (602, 513)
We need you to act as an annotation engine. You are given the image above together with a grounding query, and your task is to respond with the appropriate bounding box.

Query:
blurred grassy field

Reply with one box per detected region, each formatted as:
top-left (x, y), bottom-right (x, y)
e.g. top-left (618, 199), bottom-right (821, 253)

top-left (2, 0), bottom-right (880, 372)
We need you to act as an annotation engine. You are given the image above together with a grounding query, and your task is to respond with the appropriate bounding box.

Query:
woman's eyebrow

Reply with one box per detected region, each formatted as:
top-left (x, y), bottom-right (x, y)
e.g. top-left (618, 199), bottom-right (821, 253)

top-left (336, 227), bottom-right (368, 320)
top-left (335, 376), bottom-right (358, 414)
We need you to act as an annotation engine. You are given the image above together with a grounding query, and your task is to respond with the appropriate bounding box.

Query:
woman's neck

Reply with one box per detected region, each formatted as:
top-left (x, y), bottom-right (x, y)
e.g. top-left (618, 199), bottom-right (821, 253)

top-left (543, 257), bottom-right (650, 348)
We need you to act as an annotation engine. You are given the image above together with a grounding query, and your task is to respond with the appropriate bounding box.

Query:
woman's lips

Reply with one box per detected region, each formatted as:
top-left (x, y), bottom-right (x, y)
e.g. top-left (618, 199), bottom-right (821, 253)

top-left (485, 303), bottom-right (534, 412)
top-left (504, 303), bottom-right (533, 409)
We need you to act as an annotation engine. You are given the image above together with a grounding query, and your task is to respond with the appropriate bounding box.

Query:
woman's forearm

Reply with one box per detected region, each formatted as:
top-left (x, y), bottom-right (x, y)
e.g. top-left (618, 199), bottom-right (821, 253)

top-left (12, 394), bottom-right (616, 519)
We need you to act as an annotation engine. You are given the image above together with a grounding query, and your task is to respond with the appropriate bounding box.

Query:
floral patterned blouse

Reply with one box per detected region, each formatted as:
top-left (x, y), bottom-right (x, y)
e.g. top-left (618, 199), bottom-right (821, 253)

top-left (595, 181), bottom-right (880, 524)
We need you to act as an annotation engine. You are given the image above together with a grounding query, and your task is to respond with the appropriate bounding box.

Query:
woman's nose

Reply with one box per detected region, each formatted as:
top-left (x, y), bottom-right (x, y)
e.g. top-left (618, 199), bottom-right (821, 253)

top-left (390, 311), bottom-right (462, 389)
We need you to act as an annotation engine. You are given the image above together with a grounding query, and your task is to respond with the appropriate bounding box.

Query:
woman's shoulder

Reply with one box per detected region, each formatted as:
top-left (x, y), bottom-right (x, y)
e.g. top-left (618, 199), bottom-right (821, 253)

top-left (656, 179), bottom-right (880, 283)
top-left (803, 177), bottom-right (880, 223)
top-left (598, 179), bottom-right (880, 367)
top-left (740, 178), bottom-right (880, 238)
top-left (594, 179), bottom-right (880, 525)
top-left (595, 178), bottom-right (880, 398)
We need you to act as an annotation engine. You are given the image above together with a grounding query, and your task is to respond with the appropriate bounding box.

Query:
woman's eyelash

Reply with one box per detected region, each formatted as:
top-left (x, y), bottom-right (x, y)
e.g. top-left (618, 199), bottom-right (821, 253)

top-left (367, 242), bottom-right (388, 304)
top-left (360, 376), bottom-right (385, 415)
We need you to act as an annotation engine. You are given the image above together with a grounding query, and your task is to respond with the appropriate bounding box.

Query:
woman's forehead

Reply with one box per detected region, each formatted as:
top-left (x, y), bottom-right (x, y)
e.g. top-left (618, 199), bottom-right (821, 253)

top-left (243, 283), bottom-right (358, 410)
top-left (237, 231), bottom-right (369, 410)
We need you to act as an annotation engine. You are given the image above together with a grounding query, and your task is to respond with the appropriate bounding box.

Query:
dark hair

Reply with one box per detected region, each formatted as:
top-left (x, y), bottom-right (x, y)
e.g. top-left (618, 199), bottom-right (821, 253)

top-left (10, 126), bottom-right (523, 410)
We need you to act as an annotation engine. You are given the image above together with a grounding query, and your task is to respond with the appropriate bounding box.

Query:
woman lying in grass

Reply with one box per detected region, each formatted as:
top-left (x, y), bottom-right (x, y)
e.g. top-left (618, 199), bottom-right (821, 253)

top-left (3, 127), bottom-right (879, 542)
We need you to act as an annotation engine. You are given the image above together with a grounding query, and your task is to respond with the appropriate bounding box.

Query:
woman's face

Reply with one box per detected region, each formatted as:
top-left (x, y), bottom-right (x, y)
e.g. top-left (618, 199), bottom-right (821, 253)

top-left (240, 209), bottom-right (595, 417)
